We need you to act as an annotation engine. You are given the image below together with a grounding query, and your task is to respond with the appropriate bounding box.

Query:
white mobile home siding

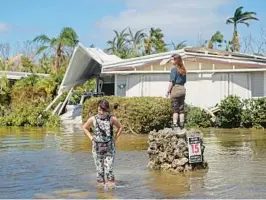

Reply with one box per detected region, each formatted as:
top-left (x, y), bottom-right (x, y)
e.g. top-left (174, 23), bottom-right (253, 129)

top-left (265, 71), bottom-right (266, 96)
top-left (115, 74), bottom-right (127, 96)
top-left (251, 72), bottom-right (265, 98)
top-left (116, 72), bottom-right (265, 108)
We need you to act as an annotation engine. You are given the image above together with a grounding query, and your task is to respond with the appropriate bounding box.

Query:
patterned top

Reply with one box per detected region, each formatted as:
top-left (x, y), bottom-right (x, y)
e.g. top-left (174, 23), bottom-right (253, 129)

top-left (93, 114), bottom-right (114, 142)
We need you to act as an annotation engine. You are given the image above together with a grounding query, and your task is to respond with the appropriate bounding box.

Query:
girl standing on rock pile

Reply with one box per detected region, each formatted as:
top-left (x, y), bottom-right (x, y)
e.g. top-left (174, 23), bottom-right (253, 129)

top-left (166, 54), bottom-right (187, 130)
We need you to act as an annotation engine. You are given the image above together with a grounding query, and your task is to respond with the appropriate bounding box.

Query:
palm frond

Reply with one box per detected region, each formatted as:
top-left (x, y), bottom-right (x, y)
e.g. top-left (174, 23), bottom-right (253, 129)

top-left (36, 46), bottom-right (49, 55)
top-left (128, 27), bottom-right (134, 39)
top-left (113, 30), bottom-right (120, 38)
top-left (241, 11), bottom-right (257, 16)
top-left (33, 34), bottom-right (51, 44)
top-left (59, 27), bottom-right (79, 46)
top-left (120, 27), bottom-right (129, 35)
top-left (170, 42), bottom-right (176, 49)
top-left (50, 38), bottom-right (59, 46)
top-left (175, 40), bottom-right (187, 50)
top-left (237, 16), bottom-right (259, 23)
top-left (134, 29), bottom-right (146, 41)
top-left (239, 21), bottom-right (250, 27)
top-left (226, 18), bottom-right (234, 24)
top-left (234, 6), bottom-right (244, 17)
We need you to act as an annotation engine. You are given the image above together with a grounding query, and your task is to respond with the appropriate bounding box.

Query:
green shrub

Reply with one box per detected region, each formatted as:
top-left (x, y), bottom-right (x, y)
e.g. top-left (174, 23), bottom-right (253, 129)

top-left (216, 96), bottom-right (266, 129)
top-left (10, 72), bottom-right (65, 109)
top-left (0, 104), bottom-right (60, 127)
top-left (83, 96), bottom-right (172, 134)
top-left (216, 95), bottom-right (243, 128)
top-left (241, 99), bottom-right (254, 128)
top-left (251, 97), bottom-right (266, 128)
top-left (82, 96), bottom-right (213, 134)
top-left (0, 73), bottom-right (11, 116)
top-left (185, 105), bottom-right (213, 128)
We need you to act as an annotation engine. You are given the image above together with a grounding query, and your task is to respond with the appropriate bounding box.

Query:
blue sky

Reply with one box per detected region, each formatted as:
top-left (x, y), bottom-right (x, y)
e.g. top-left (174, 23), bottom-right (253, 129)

top-left (1, 0), bottom-right (266, 54)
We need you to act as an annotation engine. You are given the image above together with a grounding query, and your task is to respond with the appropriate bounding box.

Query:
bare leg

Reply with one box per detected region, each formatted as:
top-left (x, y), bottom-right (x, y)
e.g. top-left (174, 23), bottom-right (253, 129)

top-left (171, 97), bottom-right (179, 127)
top-left (179, 113), bottom-right (185, 129)
top-left (173, 113), bottom-right (178, 125)
top-left (179, 95), bottom-right (185, 129)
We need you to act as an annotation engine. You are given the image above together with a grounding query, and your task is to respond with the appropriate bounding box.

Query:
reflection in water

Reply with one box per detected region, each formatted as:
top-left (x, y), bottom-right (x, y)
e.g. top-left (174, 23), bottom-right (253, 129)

top-left (35, 188), bottom-right (90, 199)
top-left (1, 126), bottom-right (266, 198)
top-left (0, 125), bottom-right (147, 153)
top-left (34, 188), bottom-right (118, 199)
top-left (146, 170), bottom-right (208, 198)
top-left (0, 127), bottom-right (47, 151)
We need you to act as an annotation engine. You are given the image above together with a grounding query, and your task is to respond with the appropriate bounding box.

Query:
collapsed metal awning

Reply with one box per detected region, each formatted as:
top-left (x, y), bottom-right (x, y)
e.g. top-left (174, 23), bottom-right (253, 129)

top-left (58, 43), bottom-right (121, 94)
top-left (44, 43), bottom-right (122, 113)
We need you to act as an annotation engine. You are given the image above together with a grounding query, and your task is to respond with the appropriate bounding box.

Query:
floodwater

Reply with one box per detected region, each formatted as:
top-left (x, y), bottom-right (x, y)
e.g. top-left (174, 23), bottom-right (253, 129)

top-left (0, 125), bottom-right (266, 199)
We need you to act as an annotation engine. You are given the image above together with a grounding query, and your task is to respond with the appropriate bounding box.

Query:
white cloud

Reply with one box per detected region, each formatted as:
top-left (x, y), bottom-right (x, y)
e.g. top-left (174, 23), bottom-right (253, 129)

top-left (0, 23), bottom-right (11, 33)
top-left (96, 0), bottom-right (234, 44)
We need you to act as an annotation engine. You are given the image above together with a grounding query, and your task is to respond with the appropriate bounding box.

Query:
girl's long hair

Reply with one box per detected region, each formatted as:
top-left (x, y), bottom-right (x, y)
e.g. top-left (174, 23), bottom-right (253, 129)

top-left (172, 54), bottom-right (186, 76)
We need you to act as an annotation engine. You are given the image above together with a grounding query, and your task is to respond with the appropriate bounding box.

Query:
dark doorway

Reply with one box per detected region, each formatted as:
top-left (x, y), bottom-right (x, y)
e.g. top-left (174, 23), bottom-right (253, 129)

top-left (101, 75), bottom-right (114, 96)
top-left (102, 83), bottom-right (114, 96)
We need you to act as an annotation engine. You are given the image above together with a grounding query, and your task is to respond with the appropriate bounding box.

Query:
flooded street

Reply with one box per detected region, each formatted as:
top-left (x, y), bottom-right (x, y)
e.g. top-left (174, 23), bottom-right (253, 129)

top-left (0, 125), bottom-right (266, 199)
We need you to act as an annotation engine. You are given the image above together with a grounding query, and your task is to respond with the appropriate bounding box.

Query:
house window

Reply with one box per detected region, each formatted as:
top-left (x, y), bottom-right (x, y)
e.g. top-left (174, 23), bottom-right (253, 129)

top-left (251, 72), bottom-right (264, 97)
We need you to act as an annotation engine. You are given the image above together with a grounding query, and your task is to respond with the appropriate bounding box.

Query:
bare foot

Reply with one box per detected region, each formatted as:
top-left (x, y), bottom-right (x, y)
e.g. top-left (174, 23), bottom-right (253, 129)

top-left (105, 181), bottom-right (116, 190)
top-left (97, 182), bottom-right (105, 189)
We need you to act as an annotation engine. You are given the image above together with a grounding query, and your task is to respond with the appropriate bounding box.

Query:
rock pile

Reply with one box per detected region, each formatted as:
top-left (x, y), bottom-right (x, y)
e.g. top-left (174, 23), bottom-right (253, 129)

top-left (147, 128), bottom-right (208, 174)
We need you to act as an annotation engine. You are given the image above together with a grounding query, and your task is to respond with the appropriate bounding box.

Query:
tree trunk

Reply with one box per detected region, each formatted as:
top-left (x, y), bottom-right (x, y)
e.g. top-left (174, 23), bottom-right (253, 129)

top-left (208, 41), bottom-right (214, 49)
top-left (144, 38), bottom-right (152, 55)
top-left (232, 24), bottom-right (240, 52)
top-left (133, 43), bottom-right (137, 57)
top-left (55, 55), bottom-right (60, 72)
top-left (54, 44), bottom-right (62, 73)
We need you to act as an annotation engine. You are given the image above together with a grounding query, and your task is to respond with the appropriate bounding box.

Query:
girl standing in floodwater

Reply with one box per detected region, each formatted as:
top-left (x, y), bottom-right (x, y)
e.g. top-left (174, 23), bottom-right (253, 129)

top-left (166, 54), bottom-right (187, 129)
top-left (82, 99), bottom-right (123, 188)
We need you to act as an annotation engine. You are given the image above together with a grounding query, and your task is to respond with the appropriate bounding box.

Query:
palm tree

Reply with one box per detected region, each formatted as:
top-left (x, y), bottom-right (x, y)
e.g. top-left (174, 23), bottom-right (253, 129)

top-left (38, 54), bottom-right (52, 74)
top-left (33, 27), bottom-right (79, 72)
top-left (106, 28), bottom-right (129, 58)
top-left (207, 31), bottom-right (224, 49)
top-left (150, 28), bottom-right (167, 53)
top-left (226, 6), bottom-right (258, 52)
top-left (21, 56), bottom-right (35, 73)
top-left (171, 40), bottom-right (187, 50)
top-left (144, 28), bottom-right (167, 54)
top-left (128, 27), bottom-right (146, 57)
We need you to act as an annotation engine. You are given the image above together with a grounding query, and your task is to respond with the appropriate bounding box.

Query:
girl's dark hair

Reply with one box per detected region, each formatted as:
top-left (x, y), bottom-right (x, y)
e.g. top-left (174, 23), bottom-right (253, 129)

top-left (97, 99), bottom-right (119, 111)
top-left (98, 99), bottom-right (110, 112)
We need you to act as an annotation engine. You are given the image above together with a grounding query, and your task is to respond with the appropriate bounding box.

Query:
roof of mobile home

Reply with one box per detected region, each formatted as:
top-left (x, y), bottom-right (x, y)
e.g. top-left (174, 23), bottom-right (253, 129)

top-left (58, 43), bottom-right (266, 93)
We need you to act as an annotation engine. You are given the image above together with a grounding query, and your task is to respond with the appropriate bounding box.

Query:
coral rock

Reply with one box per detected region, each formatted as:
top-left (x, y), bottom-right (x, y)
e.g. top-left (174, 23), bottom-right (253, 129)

top-left (147, 127), bottom-right (208, 174)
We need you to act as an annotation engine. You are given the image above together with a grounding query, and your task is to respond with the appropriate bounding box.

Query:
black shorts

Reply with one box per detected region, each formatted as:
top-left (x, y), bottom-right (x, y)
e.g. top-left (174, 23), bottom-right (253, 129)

top-left (171, 95), bottom-right (185, 113)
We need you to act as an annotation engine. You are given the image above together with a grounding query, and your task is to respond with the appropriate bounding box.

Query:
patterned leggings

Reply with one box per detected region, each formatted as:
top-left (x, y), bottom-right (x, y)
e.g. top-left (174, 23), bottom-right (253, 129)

top-left (92, 141), bottom-right (115, 183)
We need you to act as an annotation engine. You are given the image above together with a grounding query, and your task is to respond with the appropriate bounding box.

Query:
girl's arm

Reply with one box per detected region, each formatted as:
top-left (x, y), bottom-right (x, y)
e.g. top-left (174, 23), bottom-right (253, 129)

top-left (111, 116), bottom-right (123, 142)
top-left (167, 81), bottom-right (173, 95)
top-left (82, 116), bottom-right (94, 141)
top-left (166, 68), bottom-right (175, 96)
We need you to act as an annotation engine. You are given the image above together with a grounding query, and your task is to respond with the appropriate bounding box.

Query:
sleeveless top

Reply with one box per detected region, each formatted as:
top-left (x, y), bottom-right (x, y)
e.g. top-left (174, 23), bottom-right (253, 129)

top-left (93, 114), bottom-right (113, 142)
